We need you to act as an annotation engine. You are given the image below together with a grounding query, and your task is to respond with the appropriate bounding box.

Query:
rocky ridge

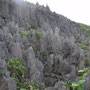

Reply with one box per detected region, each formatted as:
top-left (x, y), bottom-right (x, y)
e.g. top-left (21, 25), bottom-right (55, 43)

top-left (0, 0), bottom-right (90, 90)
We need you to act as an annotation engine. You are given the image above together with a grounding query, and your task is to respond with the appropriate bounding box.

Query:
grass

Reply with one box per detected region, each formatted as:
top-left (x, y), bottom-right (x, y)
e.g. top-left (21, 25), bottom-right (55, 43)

top-left (80, 44), bottom-right (89, 51)
top-left (79, 23), bottom-right (90, 37)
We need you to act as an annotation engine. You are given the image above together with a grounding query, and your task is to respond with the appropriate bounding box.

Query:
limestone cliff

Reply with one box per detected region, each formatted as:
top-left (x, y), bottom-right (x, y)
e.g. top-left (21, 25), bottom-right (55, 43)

top-left (0, 0), bottom-right (90, 90)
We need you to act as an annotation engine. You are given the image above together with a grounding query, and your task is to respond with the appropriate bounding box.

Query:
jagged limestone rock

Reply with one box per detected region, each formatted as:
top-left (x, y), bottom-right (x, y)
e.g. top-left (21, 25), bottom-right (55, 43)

top-left (24, 47), bottom-right (44, 89)
top-left (0, 0), bottom-right (90, 89)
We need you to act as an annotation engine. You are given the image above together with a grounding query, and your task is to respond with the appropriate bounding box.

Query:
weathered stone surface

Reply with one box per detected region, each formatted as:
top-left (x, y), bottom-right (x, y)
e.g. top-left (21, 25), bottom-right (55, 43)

top-left (45, 87), bottom-right (57, 90)
top-left (24, 47), bottom-right (44, 89)
top-left (55, 81), bottom-right (68, 90)
top-left (0, 0), bottom-right (90, 90)
top-left (11, 42), bottom-right (22, 58)
top-left (0, 42), bottom-right (8, 59)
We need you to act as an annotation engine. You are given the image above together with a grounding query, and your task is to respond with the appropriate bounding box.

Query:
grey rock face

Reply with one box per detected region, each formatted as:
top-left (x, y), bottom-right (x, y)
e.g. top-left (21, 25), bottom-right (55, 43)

top-left (11, 42), bottom-right (22, 58)
top-left (0, 0), bottom-right (90, 90)
top-left (24, 47), bottom-right (44, 89)
top-left (45, 87), bottom-right (57, 90)
top-left (55, 81), bottom-right (68, 90)
top-left (0, 0), bottom-right (84, 40)
top-left (0, 42), bottom-right (8, 59)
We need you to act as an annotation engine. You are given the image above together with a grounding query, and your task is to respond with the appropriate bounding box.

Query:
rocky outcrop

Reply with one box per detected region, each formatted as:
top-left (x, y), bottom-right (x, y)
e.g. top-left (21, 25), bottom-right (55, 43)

top-left (0, 0), bottom-right (90, 90)
top-left (0, 0), bottom-right (85, 40)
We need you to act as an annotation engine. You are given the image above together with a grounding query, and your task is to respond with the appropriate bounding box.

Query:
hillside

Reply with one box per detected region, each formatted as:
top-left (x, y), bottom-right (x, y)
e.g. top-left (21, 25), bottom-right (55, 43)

top-left (0, 0), bottom-right (90, 90)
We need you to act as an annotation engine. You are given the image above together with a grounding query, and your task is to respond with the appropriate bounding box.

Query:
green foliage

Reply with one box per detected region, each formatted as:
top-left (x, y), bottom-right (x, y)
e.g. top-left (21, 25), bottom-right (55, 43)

top-left (82, 40), bottom-right (90, 46)
top-left (78, 67), bottom-right (88, 78)
top-left (33, 46), bottom-right (38, 55)
top-left (80, 44), bottom-right (88, 51)
top-left (66, 67), bottom-right (88, 90)
top-left (30, 19), bottom-right (37, 29)
top-left (29, 82), bottom-right (39, 90)
top-left (7, 58), bottom-right (26, 81)
top-left (35, 32), bottom-right (42, 38)
top-left (66, 80), bottom-right (85, 90)
top-left (29, 29), bottom-right (33, 33)
top-left (11, 31), bottom-right (17, 36)
top-left (54, 50), bottom-right (61, 56)
top-left (87, 33), bottom-right (90, 36)
top-left (13, 40), bottom-right (16, 43)
top-left (17, 82), bottom-right (39, 90)
top-left (26, 29), bottom-right (33, 41)
top-left (19, 30), bottom-right (28, 37)
top-left (7, 58), bottom-right (39, 90)
top-left (85, 58), bottom-right (90, 67)
top-left (31, 23), bottom-right (36, 29)
top-left (40, 51), bottom-right (47, 57)
top-left (18, 24), bottom-right (25, 27)
top-left (79, 23), bottom-right (90, 37)
top-left (40, 51), bottom-right (47, 60)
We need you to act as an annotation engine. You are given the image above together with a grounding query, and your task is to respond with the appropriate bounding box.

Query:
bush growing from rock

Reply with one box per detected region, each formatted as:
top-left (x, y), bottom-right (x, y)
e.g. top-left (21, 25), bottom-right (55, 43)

top-left (7, 58), bottom-right (39, 90)
top-left (66, 67), bottom-right (88, 90)
top-left (19, 30), bottom-right (28, 37)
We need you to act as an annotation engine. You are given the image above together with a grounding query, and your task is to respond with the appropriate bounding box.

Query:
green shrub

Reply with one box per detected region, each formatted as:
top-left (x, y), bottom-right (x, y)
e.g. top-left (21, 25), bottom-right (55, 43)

top-left (29, 29), bottom-right (33, 33)
top-left (18, 24), bottom-right (25, 27)
top-left (35, 32), bottom-right (41, 38)
top-left (40, 51), bottom-right (47, 60)
top-left (19, 30), bottom-right (28, 37)
top-left (13, 40), bottom-right (16, 43)
top-left (31, 23), bottom-right (36, 29)
top-left (66, 67), bottom-right (88, 90)
top-left (11, 31), bottom-right (17, 36)
top-left (32, 46), bottom-right (38, 57)
top-left (80, 44), bottom-right (88, 51)
top-left (7, 58), bottom-right (26, 82)
top-left (85, 58), bottom-right (90, 67)
top-left (7, 58), bottom-right (39, 90)
top-left (79, 23), bottom-right (90, 37)
top-left (87, 33), bottom-right (90, 36)
top-left (54, 50), bottom-right (61, 56)
top-left (26, 29), bottom-right (33, 41)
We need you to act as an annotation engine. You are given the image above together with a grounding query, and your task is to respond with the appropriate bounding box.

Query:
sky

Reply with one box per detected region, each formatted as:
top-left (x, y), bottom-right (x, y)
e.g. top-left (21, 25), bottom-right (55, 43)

top-left (26, 0), bottom-right (90, 25)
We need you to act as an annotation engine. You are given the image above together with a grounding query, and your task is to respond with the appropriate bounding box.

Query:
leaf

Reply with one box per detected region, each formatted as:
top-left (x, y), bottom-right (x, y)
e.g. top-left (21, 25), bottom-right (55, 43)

top-left (77, 85), bottom-right (83, 90)
top-left (78, 70), bottom-right (84, 73)
top-left (20, 88), bottom-right (26, 90)
top-left (79, 76), bottom-right (83, 80)
top-left (84, 67), bottom-right (88, 72)
top-left (72, 82), bottom-right (79, 87)
top-left (77, 80), bottom-right (85, 85)
top-left (83, 72), bottom-right (88, 77)
top-left (72, 80), bottom-right (85, 87)
top-left (66, 80), bottom-right (72, 86)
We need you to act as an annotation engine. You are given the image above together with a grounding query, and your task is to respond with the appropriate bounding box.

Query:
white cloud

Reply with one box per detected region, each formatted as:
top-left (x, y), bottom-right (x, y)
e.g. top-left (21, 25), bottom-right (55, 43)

top-left (26, 0), bottom-right (90, 25)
